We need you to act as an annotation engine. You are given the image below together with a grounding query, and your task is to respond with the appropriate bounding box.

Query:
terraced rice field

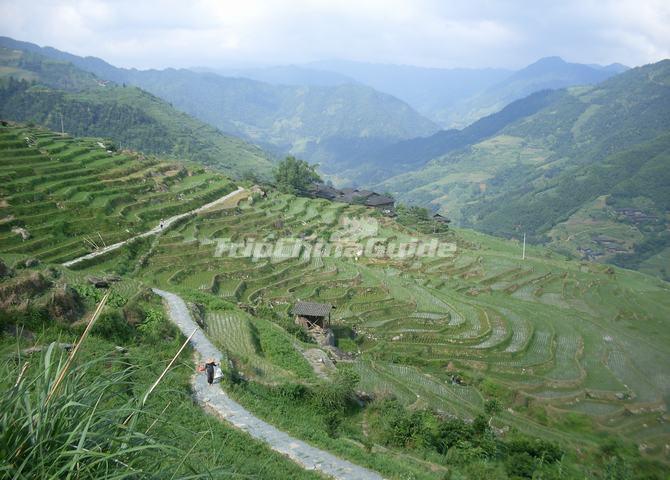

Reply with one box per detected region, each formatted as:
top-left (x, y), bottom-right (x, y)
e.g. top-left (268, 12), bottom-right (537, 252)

top-left (132, 190), bottom-right (670, 459)
top-left (0, 124), bottom-right (235, 264)
top-left (5, 124), bottom-right (669, 461)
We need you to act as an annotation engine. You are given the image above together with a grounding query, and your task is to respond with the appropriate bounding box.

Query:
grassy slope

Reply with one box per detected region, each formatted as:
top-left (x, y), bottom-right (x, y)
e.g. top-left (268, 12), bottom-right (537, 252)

top-left (121, 190), bottom-right (670, 476)
top-left (0, 269), bottom-right (322, 479)
top-left (0, 47), bottom-right (274, 179)
top-left (0, 123), bottom-right (237, 264)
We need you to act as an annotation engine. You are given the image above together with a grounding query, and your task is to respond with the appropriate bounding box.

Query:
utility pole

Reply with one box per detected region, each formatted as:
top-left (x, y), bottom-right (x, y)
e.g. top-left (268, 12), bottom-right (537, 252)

top-left (522, 232), bottom-right (526, 260)
top-left (59, 113), bottom-right (64, 136)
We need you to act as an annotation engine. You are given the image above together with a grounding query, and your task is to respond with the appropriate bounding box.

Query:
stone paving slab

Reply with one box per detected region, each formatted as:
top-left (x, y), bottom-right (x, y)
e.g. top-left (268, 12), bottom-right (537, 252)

top-left (153, 288), bottom-right (385, 480)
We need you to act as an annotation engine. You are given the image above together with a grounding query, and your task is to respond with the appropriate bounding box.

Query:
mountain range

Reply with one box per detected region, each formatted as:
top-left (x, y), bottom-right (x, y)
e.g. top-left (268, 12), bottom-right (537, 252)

top-left (0, 36), bottom-right (440, 171)
top-left (0, 35), bottom-right (666, 278)
top-left (376, 60), bottom-right (670, 278)
top-left (0, 45), bottom-right (274, 179)
top-left (230, 57), bottom-right (627, 128)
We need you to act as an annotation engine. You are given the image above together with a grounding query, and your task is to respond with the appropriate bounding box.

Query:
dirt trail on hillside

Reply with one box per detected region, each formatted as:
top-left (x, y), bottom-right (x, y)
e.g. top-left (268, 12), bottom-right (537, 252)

top-left (62, 187), bottom-right (247, 268)
top-left (153, 288), bottom-right (385, 480)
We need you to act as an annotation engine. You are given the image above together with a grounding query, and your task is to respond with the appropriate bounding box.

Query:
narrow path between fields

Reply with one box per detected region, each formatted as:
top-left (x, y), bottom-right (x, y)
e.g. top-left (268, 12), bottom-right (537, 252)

top-left (153, 288), bottom-right (385, 480)
top-left (62, 187), bottom-right (247, 267)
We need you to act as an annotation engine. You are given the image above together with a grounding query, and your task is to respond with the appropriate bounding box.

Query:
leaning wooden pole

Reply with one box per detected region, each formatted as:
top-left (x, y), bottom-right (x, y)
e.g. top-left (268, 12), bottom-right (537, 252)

top-left (46, 291), bottom-right (109, 404)
top-left (123, 328), bottom-right (196, 426)
top-left (141, 328), bottom-right (197, 406)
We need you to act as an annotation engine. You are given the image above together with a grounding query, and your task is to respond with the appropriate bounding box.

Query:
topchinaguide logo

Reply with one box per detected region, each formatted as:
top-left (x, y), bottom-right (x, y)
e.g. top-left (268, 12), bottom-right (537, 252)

top-left (199, 215), bottom-right (456, 260)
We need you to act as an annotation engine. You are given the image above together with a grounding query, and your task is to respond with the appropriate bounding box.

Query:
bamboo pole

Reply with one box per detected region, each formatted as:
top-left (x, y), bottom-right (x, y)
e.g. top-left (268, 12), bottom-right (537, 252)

top-left (46, 292), bottom-right (109, 404)
top-left (144, 401), bottom-right (172, 434)
top-left (141, 329), bottom-right (196, 406)
top-left (123, 328), bottom-right (196, 426)
top-left (14, 361), bottom-right (30, 388)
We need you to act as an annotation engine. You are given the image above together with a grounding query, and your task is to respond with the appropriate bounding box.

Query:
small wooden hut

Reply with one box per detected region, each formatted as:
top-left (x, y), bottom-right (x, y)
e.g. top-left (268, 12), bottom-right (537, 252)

top-left (291, 301), bottom-right (333, 329)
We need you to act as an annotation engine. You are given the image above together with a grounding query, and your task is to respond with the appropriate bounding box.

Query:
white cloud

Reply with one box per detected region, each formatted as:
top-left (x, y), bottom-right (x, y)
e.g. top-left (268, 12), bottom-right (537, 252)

top-left (0, 0), bottom-right (668, 68)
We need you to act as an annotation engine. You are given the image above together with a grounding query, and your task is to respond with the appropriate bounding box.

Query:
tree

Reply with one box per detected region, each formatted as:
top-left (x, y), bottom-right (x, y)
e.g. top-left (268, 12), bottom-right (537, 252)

top-left (274, 156), bottom-right (321, 194)
top-left (485, 398), bottom-right (502, 427)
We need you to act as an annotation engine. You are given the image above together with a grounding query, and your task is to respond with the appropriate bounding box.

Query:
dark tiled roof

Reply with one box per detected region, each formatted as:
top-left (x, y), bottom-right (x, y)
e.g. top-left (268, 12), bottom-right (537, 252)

top-left (309, 183), bottom-right (395, 209)
top-left (365, 194), bottom-right (395, 206)
top-left (354, 190), bottom-right (374, 198)
top-left (291, 301), bottom-right (333, 317)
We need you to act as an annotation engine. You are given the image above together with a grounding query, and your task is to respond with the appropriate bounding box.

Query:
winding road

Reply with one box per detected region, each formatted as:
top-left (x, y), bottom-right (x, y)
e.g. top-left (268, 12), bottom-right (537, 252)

top-left (62, 187), bottom-right (247, 267)
top-left (153, 288), bottom-right (385, 480)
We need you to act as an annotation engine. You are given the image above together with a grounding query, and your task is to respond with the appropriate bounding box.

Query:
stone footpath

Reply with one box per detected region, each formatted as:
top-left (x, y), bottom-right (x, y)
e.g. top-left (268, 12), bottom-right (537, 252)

top-left (153, 288), bottom-right (385, 480)
top-left (63, 187), bottom-right (246, 267)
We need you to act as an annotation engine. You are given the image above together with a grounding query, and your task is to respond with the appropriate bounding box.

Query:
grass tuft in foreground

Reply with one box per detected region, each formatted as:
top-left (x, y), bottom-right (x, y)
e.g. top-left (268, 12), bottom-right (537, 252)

top-left (0, 343), bottom-right (178, 479)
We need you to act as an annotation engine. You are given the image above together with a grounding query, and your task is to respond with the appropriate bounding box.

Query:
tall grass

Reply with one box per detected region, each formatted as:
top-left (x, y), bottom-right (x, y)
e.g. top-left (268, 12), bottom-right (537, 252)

top-left (0, 343), bottom-right (179, 479)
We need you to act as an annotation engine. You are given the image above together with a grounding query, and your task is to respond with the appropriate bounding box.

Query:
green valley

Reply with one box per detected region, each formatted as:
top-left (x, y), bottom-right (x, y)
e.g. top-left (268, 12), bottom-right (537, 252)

top-left (0, 36), bottom-right (439, 171)
top-left (378, 60), bottom-right (670, 280)
top-left (2, 123), bottom-right (668, 479)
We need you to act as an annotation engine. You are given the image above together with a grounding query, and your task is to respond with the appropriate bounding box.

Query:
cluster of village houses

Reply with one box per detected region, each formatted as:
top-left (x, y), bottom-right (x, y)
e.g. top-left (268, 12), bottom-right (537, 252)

top-left (310, 183), bottom-right (396, 216)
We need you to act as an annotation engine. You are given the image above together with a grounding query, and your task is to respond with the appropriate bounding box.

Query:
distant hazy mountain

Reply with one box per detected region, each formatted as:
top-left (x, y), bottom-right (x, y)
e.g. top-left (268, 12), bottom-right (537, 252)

top-left (0, 37), bottom-right (439, 170)
top-left (377, 59), bottom-right (670, 277)
top-left (0, 46), bottom-right (273, 178)
top-left (202, 64), bottom-right (356, 87)
top-left (303, 57), bottom-right (627, 129)
top-left (443, 56), bottom-right (629, 127)
top-left (306, 59), bottom-right (512, 127)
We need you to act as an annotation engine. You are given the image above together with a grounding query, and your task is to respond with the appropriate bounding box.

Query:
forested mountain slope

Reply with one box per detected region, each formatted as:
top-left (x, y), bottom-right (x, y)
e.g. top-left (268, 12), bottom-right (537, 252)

top-left (0, 47), bottom-right (274, 179)
top-left (331, 89), bottom-right (560, 185)
top-left (379, 60), bottom-right (670, 278)
top-left (0, 36), bottom-right (439, 170)
top-left (442, 56), bottom-right (628, 128)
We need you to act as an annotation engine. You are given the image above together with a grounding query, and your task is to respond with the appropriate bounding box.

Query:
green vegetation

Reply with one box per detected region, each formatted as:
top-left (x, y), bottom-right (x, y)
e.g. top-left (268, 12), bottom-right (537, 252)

top-left (0, 47), bottom-right (274, 179)
top-left (0, 36), bottom-right (438, 173)
top-left (0, 264), bottom-right (322, 480)
top-left (275, 156), bottom-right (322, 194)
top-left (130, 184), bottom-right (669, 477)
top-left (2, 124), bottom-right (669, 479)
top-left (379, 60), bottom-right (670, 279)
top-left (0, 122), bottom-right (237, 264)
top-left (1, 345), bottom-right (173, 479)
top-left (395, 204), bottom-right (449, 234)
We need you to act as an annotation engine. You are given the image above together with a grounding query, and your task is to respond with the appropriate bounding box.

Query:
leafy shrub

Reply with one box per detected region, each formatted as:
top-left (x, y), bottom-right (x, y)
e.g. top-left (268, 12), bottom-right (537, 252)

top-left (137, 307), bottom-right (176, 342)
top-left (91, 310), bottom-right (133, 343)
top-left (310, 367), bottom-right (360, 413)
top-left (186, 291), bottom-right (235, 310)
top-left (274, 156), bottom-right (321, 194)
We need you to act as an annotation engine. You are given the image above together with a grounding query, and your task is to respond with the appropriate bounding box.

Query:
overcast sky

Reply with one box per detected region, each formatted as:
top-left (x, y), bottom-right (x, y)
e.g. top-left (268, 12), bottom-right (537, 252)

top-left (1, 0), bottom-right (669, 70)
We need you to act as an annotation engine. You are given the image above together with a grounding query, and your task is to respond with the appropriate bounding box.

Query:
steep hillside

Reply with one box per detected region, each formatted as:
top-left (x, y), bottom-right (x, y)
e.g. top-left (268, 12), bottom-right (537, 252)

top-left (306, 58), bottom-right (625, 128)
top-left (0, 37), bottom-right (439, 170)
top-left (0, 46), bottom-right (274, 179)
top-left (379, 60), bottom-right (670, 278)
top-left (119, 69), bottom-right (438, 164)
top-left (443, 56), bottom-right (628, 128)
top-left (209, 64), bottom-right (356, 87)
top-left (1, 123), bottom-right (669, 478)
top-left (0, 122), bottom-right (240, 265)
top-left (331, 89), bottom-right (560, 185)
